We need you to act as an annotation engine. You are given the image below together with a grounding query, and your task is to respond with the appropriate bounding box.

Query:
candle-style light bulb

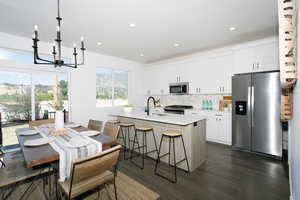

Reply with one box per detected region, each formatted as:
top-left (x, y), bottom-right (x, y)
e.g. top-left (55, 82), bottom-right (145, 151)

top-left (53, 42), bottom-right (56, 47)
top-left (73, 43), bottom-right (77, 48)
top-left (34, 25), bottom-right (38, 31)
top-left (80, 36), bottom-right (85, 49)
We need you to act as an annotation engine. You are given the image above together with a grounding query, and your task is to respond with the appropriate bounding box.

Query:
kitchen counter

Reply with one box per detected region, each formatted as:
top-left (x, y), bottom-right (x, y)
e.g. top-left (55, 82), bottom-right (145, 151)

top-left (111, 112), bottom-right (206, 126)
top-left (113, 111), bottom-right (207, 171)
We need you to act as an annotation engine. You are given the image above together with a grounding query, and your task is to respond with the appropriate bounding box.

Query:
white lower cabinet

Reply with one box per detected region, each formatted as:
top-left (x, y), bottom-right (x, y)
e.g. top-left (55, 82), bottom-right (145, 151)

top-left (187, 111), bottom-right (232, 145)
top-left (207, 113), bottom-right (231, 145)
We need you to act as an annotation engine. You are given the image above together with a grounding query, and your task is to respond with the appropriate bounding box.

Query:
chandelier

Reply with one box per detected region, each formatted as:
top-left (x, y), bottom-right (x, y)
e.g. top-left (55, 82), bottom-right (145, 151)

top-left (32, 0), bottom-right (85, 68)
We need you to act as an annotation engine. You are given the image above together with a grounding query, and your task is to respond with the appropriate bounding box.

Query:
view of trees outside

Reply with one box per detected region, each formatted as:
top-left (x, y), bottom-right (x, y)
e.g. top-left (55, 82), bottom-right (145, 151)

top-left (33, 73), bottom-right (68, 120)
top-left (96, 68), bottom-right (128, 107)
top-left (0, 71), bottom-right (68, 146)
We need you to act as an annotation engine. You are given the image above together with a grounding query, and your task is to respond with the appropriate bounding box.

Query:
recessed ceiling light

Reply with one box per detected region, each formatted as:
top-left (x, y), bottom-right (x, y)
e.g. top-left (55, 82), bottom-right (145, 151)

top-left (97, 42), bottom-right (102, 46)
top-left (140, 53), bottom-right (144, 57)
top-left (174, 43), bottom-right (180, 47)
top-left (229, 27), bottom-right (236, 31)
top-left (129, 23), bottom-right (136, 28)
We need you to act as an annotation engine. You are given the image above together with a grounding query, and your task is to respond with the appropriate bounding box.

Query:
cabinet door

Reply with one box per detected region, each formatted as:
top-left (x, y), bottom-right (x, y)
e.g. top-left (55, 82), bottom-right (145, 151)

top-left (210, 54), bottom-right (233, 94)
top-left (254, 42), bottom-right (279, 72)
top-left (233, 48), bottom-right (254, 74)
top-left (206, 115), bottom-right (218, 141)
top-left (216, 115), bottom-right (226, 142)
top-left (225, 114), bottom-right (232, 145)
top-left (186, 58), bottom-right (207, 94)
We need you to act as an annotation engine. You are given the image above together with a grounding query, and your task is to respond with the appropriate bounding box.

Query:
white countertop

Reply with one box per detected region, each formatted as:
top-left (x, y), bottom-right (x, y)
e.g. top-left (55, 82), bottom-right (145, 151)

top-left (111, 112), bottom-right (206, 126)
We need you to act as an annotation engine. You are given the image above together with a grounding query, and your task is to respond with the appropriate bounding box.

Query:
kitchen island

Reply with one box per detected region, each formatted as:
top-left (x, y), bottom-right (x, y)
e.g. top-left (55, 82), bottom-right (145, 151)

top-left (112, 112), bottom-right (207, 171)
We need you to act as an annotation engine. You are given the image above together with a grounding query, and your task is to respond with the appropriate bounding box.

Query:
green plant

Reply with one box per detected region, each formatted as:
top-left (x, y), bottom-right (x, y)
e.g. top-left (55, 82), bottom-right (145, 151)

top-left (124, 104), bottom-right (133, 108)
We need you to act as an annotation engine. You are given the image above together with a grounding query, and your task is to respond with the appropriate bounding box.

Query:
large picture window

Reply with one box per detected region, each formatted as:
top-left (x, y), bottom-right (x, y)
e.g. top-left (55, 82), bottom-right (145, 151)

top-left (96, 68), bottom-right (128, 107)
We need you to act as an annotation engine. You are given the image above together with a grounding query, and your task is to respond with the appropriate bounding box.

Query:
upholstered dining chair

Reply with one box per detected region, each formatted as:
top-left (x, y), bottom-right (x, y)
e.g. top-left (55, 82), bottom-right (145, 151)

top-left (29, 119), bottom-right (55, 127)
top-left (103, 122), bottom-right (120, 140)
top-left (59, 145), bottom-right (122, 200)
top-left (88, 120), bottom-right (103, 132)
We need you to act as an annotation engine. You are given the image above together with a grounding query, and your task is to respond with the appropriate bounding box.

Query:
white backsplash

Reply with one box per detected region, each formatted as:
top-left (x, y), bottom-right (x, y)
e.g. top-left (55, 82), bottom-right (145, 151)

top-left (144, 94), bottom-right (227, 111)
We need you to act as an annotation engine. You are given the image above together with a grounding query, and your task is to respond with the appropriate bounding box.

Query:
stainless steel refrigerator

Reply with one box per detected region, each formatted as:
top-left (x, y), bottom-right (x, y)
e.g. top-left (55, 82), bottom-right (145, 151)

top-left (232, 71), bottom-right (282, 158)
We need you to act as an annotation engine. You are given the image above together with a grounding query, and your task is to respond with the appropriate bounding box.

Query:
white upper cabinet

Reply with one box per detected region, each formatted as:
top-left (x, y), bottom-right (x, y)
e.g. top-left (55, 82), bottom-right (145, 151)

top-left (144, 38), bottom-right (278, 96)
top-left (253, 42), bottom-right (279, 72)
top-left (233, 40), bottom-right (279, 74)
top-left (206, 53), bottom-right (233, 94)
top-left (233, 47), bottom-right (254, 74)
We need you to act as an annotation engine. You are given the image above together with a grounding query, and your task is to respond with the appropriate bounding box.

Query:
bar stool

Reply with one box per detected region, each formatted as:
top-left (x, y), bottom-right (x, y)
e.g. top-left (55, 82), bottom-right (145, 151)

top-left (106, 120), bottom-right (120, 125)
top-left (154, 129), bottom-right (190, 183)
top-left (118, 122), bottom-right (135, 160)
top-left (130, 125), bottom-right (159, 169)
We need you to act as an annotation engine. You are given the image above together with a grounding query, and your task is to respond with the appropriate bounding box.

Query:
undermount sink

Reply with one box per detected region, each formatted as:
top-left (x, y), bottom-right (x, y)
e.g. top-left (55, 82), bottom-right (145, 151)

top-left (152, 113), bottom-right (168, 117)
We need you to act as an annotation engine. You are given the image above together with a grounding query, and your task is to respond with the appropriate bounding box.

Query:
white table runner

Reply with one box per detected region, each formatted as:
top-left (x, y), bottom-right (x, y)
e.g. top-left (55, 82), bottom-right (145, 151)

top-left (37, 127), bottom-right (102, 181)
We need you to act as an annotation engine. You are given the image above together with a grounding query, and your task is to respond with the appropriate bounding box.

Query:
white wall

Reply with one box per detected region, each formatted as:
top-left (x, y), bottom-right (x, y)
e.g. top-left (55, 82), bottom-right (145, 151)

top-left (0, 32), bottom-right (144, 125)
top-left (290, 1), bottom-right (300, 199)
top-left (69, 51), bottom-right (144, 124)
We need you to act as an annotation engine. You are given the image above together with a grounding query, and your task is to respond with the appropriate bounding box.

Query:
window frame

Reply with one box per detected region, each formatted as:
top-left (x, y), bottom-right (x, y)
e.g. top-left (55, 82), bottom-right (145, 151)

top-left (96, 67), bottom-right (129, 107)
top-left (0, 48), bottom-right (71, 148)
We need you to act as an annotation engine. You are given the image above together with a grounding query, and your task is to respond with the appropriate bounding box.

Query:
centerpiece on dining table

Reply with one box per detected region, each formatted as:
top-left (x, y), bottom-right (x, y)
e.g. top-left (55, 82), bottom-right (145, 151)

top-left (48, 99), bottom-right (70, 136)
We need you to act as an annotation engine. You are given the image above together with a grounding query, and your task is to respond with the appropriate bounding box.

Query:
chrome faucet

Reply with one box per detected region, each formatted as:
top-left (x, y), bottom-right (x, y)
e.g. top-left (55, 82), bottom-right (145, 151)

top-left (146, 96), bottom-right (156, 116)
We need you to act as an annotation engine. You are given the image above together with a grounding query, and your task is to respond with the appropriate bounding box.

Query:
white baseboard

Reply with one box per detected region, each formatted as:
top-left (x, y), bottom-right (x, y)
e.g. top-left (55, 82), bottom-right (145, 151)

top-left (207, 138), bottom-right (231, 146)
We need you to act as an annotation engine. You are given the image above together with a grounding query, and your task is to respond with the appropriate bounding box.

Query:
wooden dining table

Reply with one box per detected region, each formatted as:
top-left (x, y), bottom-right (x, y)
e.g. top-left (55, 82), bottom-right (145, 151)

top-left (16, 126), bottom-right (118, 168)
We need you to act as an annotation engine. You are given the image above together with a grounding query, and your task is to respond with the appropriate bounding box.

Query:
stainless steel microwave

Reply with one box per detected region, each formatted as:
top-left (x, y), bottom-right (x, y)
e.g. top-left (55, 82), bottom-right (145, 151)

top-left (169, 82), bottom-right (189, 95)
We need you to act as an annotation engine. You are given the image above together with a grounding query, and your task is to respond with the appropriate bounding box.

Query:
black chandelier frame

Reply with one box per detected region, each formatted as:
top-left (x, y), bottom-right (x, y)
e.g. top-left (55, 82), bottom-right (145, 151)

top-left (32, 0), bottom-right (85, 68)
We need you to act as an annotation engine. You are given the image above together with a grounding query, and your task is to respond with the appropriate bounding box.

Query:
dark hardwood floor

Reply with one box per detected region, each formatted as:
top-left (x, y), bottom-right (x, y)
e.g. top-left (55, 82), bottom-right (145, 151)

top-left (118, 142), bottom-right (290, 200)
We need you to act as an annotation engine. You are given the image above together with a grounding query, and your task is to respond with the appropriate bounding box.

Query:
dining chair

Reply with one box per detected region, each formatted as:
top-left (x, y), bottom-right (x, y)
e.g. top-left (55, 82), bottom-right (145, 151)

top-left (29, 119), bottom-right (55, 127)
top-left (87, 120), bottom-right (103, 132)
top-left (59, 145), bottom-right (122, 200)
top-left (0, 150), bottom-right (54, 200)
top-left (0, 148), bottom-right (5, 168)
top-left (103, 122), bottom-right (120, 140)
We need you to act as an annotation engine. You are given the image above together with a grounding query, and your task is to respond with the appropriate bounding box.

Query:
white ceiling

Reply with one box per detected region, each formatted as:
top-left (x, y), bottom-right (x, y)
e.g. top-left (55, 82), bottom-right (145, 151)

top-left (0, 0), bottom-right (278, 63)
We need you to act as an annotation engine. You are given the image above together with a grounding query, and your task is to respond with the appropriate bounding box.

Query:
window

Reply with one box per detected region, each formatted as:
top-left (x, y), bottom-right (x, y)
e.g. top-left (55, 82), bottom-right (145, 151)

top-left (0, 48), bottom-right (70, 148)
top-left (96, 68), bottom-right (128, 107)
top-left (0, 71), bottom-right (69, 147)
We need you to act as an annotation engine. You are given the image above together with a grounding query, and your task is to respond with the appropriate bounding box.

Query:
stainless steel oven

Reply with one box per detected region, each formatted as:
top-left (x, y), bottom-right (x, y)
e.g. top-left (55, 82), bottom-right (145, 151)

top-left (169, 82), bottom-right (189, 95)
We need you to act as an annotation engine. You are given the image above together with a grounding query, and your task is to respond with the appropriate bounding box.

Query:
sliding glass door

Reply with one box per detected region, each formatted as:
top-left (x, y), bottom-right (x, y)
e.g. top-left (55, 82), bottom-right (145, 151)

top-left (0, 70), bottom-right (69, 147)
top-left (0, 71), bottom-right (31, 147)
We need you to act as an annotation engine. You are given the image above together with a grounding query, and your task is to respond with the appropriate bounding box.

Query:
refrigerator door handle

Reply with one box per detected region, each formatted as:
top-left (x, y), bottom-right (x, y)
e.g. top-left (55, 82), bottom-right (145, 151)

top-left (251, 86), bottom-right (254, 127)
top-left (247, 86), bottom-right (251, 128)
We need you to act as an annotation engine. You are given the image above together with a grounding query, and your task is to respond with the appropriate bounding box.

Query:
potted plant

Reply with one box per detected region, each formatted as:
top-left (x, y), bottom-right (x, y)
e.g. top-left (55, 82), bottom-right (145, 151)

top-left (123, 104), bottom-right (133, 113)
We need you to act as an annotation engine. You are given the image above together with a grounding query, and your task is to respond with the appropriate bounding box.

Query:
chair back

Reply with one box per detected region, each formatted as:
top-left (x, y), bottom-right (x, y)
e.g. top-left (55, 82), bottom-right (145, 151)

top-left (87, 120), bottom-right (103, 131)
top-left (103, 122), bottom-right (120, 140)
top-left (29, 119), bottom-right (54, 127)
top-left (70, 145), bottom-right (122, 186)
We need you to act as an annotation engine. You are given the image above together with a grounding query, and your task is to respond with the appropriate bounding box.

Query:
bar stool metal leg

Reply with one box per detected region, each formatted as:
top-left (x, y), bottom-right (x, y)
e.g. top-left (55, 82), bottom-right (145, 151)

top-left (181, 135), bottom-right (190, 173)
top-left (131, 128), bottom-right (159, 170)
top-left (130, 129), bottom-right (144, 169)
top-left (172, 137), bottom-right (177, 183)
top-left (151, 130), bottom-right (159, 159)
top-left (155, 134), bottom-right (190, 183)
top-left (155, 135), bottom-right (164, 170)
